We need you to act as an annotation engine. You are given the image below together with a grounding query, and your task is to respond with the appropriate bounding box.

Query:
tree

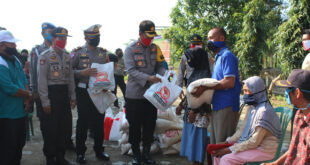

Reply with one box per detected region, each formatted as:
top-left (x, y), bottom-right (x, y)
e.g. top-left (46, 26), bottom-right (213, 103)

top-left (275, 0), bottom-right (310, 76)
top-left (164, 0), bottom-right (248, 59)
top-left (234, 0), bottom-right (282, 78)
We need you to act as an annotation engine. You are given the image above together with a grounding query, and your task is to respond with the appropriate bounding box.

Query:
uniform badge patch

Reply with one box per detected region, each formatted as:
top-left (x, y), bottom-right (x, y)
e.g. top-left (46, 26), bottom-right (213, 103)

top-left (99, 53), bottom-right (103, 57)
top-left (53, 72), bottom-right (59, 77)
top-left (137, 61), bottom-right (143, 66)
top-left (134, 49), bottom-right (140, 53)
top-left (40, 60), bottom-right (45, 65)
top-left (83, 64), bottom-right (88, 68)
top-left (50, 56), bottom-right (57, 62)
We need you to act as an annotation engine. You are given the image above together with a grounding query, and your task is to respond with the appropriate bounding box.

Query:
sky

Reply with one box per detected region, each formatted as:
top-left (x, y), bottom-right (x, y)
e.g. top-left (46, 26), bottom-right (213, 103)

top-left (1, 0), bottom-right (177, 52)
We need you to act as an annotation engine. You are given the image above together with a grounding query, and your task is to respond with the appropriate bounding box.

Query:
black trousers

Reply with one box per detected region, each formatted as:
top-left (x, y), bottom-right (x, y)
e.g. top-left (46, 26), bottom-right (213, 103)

top-left (125, 98), bottom-right (157, 148)
top-left (112, 75), bottom-right (126, 106)
top-left (0, 117), bottom-right (26, 165)
top-left (75, 87), bottom-right (105, 155)
top-left (40, 85), bottom-right (72, 159)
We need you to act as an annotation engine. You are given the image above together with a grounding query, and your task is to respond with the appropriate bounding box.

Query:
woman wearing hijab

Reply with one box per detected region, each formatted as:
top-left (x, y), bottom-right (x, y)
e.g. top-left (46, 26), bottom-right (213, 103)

top-left (177, 46), bottom-right (212, 165)
top-left (212, 76), bottom-right (282, 164)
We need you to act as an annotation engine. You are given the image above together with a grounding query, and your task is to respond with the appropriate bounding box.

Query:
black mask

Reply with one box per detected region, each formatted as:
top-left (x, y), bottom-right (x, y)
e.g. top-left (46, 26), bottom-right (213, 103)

top-left (21, 55), bottom-right (28, 62)
top-left (117, 53), bottom-right (123, 58)
top-left (88, 38), bottom-right (100, 47)
top-left (206, 40), bottom-right (218, 53)
top-left (5, 47), bottom-right (18, 56)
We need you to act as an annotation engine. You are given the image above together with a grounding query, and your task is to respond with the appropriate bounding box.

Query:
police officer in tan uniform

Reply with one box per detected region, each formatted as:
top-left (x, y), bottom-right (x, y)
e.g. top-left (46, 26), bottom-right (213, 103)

top-left (30, 22), bottom-right (56, 118)
top-left (38, 27), bottom-right (76, 165)
top-left (71, 24), bottom-right (110, 164)
top-left (124, 20), bottom-right (165, 165)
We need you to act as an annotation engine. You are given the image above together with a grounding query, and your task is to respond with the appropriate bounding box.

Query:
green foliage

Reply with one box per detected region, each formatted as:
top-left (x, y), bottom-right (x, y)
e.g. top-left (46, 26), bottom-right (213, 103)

top-left (275, 0), bottom-right (310, 76)
top-left (234, 0), bottom-right (282, 78)
top-left (164, 0), bottom-right (247, 59)
top-left (165, 0), bottom-right (284, 78)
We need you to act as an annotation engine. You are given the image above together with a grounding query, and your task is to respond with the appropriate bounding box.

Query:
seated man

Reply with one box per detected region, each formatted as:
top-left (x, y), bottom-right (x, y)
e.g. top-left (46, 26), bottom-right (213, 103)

top-left (263, 69), bottom-right (310, 165)
top-left (212, 76), bottom-right (281, 165)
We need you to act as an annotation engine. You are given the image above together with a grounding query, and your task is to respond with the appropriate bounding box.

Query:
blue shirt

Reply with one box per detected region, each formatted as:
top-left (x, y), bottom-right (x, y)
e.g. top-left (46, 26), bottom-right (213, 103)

top-left (211, 48), bottom-right (241, 111)
top-left (0, 55), bottom-right (27, 119)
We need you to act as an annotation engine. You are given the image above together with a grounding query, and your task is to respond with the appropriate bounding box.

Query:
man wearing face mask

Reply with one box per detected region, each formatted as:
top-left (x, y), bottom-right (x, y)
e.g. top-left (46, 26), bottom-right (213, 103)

top-left (71, 24), bottom-right (110, 164)
top-left (263, 69), bottom-right (310, 165)
top-left (30, 23), bottom-right (55, 118)
top-left (124, 20), bottom-right (165, 165)
top-left (0, 30), bottom-right (33, 165)
top-left (112, 48), bottom-right (126, 108)
top-left (192, 27), bottom-right (241, 146)
top-left (37, 27), bottom-right (76, 165)
top-left (302, 29), bottom-right (310, 70)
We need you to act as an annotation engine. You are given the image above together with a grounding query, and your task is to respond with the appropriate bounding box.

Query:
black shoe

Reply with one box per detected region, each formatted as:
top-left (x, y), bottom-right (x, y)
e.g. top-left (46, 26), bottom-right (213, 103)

top-left (57, 158), bottom-right (75, 165)
top-left (95, 152), bottom-right (110, 161)
top-left (76, 154), bottom-right (86, 164)
top-left (46, 157), bottom-right (57, 165)
top-left (132, 155), bottom-right (142, 165)
top-left (142, 146), bottom-right (156, 165)
top-left (142, 154), bottom-right (156, 165)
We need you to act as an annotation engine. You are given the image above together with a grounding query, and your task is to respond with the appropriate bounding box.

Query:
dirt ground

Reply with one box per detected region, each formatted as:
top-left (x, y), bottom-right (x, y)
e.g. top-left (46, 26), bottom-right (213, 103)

top-left (21, 97), bottom-right (197, 165)
top-left (21, 91), bottom-right (291, 165)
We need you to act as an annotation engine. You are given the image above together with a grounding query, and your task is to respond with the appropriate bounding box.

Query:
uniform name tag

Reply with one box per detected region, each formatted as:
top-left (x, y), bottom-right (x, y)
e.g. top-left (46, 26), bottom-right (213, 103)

top-left (78, 82), bottom-right (87, 88)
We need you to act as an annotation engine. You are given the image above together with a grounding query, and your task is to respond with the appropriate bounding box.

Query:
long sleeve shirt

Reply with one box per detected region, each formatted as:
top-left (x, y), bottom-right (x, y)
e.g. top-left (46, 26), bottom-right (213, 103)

top-left (227, 105), bottom-right (279, 156)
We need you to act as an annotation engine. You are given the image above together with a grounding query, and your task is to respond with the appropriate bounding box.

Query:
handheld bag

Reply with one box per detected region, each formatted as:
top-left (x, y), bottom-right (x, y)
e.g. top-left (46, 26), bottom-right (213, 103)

top-left (144, 70), bottom-right (182, 111)
top-left (89, 62), bottom-right (115, 93)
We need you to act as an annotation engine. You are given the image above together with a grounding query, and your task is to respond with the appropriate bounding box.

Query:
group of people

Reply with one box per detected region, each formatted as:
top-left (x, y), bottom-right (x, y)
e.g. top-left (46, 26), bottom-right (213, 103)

top-left (174, 29), bottom-right (310, 165)
top-left (0, 22), bottom-right (127, 165)
top-left (0, 20), bottom-right (309, 165)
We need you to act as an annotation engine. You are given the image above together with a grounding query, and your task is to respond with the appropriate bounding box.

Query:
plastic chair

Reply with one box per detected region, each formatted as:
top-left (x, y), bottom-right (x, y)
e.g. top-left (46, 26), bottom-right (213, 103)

top-left (247, 107), bottom-right (293, 165)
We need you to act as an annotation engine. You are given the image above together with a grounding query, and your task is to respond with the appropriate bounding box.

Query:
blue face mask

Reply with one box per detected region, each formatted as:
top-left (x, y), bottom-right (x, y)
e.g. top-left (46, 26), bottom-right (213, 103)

top-left (207, 40), bottom-right (226, 53)
top-left (285, 88), bottom-right (310, 111)
top-left (243, 94), bottom-right (256, 105)
top-left (285, 88), bottom-right (295, 105)
top-left (45, 33), bottom-right (52, 42)
top-left (243, 89), bottom-right (266, 105)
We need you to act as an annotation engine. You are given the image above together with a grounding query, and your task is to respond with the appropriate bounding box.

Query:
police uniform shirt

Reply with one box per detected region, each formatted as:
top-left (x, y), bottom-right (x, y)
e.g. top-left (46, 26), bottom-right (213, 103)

top-left (71, 45), bottom-right (109, 86)
top-left (124, 40), bottom-right (166, 99)
top-left (37, 47), bottom-right (76, 107)
top-left (30, 43), bottom-right (50, 92)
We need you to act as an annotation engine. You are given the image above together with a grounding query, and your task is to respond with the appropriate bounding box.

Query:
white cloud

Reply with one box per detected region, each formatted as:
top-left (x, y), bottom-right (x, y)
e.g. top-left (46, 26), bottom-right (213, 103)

top-left (1, 0), bottom-right (177, 52)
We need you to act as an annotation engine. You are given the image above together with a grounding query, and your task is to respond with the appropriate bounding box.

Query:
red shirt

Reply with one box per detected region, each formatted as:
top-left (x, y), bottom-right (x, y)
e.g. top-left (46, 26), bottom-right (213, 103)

top-left (284, 110), bottom-right (310, 164)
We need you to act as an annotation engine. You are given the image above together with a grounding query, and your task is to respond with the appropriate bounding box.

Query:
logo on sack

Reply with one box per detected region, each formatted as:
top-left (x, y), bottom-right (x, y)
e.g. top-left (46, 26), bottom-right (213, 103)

top-left (156, 86), bottom-right (170, 104)
top-left (94, 72), bottom-right (110, 83)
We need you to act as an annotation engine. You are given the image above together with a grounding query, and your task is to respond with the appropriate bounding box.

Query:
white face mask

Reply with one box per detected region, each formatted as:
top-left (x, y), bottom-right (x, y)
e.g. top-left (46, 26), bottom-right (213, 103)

top-left (303, 40), bottom-right (310, 51)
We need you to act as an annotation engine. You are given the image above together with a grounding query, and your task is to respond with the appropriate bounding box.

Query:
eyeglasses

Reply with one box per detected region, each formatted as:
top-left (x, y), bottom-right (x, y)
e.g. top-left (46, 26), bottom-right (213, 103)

top-left (286, 87), bottom-right (296, 94)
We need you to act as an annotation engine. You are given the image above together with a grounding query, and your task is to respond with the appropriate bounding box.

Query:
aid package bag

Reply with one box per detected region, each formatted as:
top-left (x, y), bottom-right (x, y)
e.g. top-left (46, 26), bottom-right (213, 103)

top-left (89, 62), bottom-right (115, 93)
top-left (144, 70), bottom-right (182, 111)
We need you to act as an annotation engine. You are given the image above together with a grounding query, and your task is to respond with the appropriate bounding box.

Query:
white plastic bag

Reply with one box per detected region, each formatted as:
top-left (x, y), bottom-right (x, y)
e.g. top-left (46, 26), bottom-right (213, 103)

top-left (186, 78), bottom-right (220, 109)
top-left (144, 70), bottom-right (182, 111)
top-left (89, 62), bottom-right (115, 92)
top-left (87, 89), bottom-right (116, 114)
top-left (104, 108), bottom-right (122, 141)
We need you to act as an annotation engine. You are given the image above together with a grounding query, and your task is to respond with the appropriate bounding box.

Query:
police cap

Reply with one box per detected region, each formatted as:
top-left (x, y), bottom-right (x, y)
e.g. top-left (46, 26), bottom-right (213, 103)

top-left (139, 20), bottom-right (157, 38)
